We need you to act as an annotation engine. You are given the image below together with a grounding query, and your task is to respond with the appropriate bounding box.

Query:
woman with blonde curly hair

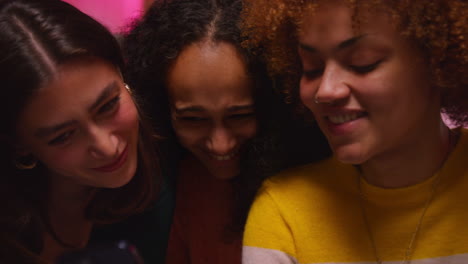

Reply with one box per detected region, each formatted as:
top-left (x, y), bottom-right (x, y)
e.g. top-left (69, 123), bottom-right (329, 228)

top-left (241, 0), bottom-right (468, 263)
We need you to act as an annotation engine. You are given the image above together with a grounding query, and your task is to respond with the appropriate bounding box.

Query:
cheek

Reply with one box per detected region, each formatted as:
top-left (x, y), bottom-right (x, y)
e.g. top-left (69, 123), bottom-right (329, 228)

top-left (365, 53), bottom-right (432, 108)
top-left (171, 121), bottom-right (203, 149)
top-left (242, 119), bottom-right (258, 139)
top-left (36, 146), bottom-right (86, 173)
top-left (299, 78), bottom-right (317, 111)
top-left (359, 77), bottom-right (395, 108)
top-left (114, 98), bottom-right (140, 136)
top-left (362, 69), bottom-right (424, 116)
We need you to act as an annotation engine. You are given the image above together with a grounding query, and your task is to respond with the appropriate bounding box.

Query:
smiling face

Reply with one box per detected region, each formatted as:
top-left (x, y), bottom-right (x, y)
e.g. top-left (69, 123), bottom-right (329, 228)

top-left (298, 1), bottom-right (441, 164)
top-left (167, 41), bottom-right (257, 180)
top-left (16, 59), bottom-right (139, 189)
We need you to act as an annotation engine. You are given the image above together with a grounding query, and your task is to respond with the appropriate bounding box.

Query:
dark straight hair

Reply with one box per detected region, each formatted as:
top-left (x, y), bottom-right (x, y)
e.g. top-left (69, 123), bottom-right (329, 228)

top-left (0, 0), bottom-right (160, 261)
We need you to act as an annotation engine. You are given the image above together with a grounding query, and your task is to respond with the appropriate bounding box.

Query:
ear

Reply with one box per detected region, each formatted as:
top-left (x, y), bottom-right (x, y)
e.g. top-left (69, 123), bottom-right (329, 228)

top-left (13, 145), bottom-right (38, 170)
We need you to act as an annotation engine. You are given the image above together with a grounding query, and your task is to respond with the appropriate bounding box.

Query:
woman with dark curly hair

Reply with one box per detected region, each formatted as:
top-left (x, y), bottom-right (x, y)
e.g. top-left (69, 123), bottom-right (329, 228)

top-left (0, 0), bottom-right (160, 263)
top-left (241, 0), bottom-right (468, 263)
top-left (123, 0), bottom-right (330, 263)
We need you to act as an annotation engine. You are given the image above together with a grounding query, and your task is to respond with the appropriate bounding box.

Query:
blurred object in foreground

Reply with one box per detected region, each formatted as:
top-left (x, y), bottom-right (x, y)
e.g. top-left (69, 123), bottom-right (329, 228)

top-left (62, 0), bottom-right (144, 33)
top-left (56, 241), bottom-right (144, 264)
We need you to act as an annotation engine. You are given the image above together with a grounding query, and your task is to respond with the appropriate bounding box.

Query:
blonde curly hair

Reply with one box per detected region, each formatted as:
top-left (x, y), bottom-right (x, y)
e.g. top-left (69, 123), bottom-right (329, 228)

top-left (241, 0), bottom-right (468, 125)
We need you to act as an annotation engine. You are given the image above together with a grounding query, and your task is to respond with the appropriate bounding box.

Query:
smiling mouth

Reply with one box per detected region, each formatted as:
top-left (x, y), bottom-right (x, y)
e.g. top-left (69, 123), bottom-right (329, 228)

top-left (327, 112), bottom-right (366, 124)
top-left (93, 146), bottom-right (128, 172)
top-left (210, 150), bottom-right (239, 161)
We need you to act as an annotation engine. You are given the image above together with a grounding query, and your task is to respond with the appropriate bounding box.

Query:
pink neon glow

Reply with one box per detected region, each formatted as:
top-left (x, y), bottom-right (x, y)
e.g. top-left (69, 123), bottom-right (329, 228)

top-left (62, 0), bottom-right (144, 33)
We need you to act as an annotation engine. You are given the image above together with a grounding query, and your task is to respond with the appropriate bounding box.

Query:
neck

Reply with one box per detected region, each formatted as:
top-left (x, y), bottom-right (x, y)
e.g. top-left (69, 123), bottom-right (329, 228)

top-left (40, 174), bottom-right (96, 262)
top-left (360, 120), bottom-right (454, 188)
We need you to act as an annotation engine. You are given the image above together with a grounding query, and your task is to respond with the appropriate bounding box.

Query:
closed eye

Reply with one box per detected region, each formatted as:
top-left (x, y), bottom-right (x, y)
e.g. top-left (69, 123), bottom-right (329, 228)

top-left (229, 112), bottom-right (255, 120)
top-left (48, 130), bottom-right (75, 146)
top-left (98, 96), bottom-right (120, 114)
top-left (302, 69), bottom-right (323, 80)
top-left (177, 116), bottom-right (209, 122)
top-left (349, 59), bottom-right (383, 74)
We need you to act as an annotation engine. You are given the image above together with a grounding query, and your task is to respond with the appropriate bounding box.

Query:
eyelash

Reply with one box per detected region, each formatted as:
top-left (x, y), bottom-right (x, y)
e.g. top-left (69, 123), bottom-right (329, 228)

top-left (349, 59), bottom-right (383, 74)
top-left (98, 96), bottom-right (121, 114)
top-left (178, 116), bottom-right (208, 122)
top-left (176, 113), bottom-right (255, 122)
top-left (47, 96), bottom-right (121, 146)
top-left (302, 69), bottom-right (323, 80)
top-left (229, 112), bottom-right (255, 120)
top-left (48, 130), bottom-right (74, 146)
top-left (302, 60), bottom-right (383, 79)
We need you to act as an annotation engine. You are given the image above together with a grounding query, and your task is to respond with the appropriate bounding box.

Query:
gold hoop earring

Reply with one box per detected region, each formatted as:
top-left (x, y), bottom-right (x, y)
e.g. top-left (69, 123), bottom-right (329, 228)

top-left (15, 156), bottom-right (37, 170)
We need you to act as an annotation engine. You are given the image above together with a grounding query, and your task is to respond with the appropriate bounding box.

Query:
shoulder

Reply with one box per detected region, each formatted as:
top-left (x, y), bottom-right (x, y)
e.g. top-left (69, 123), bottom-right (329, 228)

top-left (243, 158), bottom-right (354, 258)
top-left (253, 157), bottom-right (357, 211)
top-left (446, 127), bottom-right (468, 176)
top-left (263, 157), bottom-right (354, 193)
top-left (458, 128), bottom-right (468, 150)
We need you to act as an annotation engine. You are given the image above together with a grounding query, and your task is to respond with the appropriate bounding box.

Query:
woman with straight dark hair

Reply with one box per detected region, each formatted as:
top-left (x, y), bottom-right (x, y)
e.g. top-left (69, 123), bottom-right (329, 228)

top-left (0, 0), bottom-right (160, 262)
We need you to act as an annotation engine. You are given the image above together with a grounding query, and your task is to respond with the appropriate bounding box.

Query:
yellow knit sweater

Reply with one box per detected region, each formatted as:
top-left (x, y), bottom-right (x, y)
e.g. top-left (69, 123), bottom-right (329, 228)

top-left (243, 128), bottom-right (468, 264)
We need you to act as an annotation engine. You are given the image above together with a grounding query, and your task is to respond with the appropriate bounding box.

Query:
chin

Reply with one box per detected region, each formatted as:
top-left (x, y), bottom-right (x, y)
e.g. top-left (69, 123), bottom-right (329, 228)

top-left (332, 143), bottom-right (369, 165)
top-left (103, 173), bottom-right (133, 189)
top-left (105, 160), bottom-right (138, 188)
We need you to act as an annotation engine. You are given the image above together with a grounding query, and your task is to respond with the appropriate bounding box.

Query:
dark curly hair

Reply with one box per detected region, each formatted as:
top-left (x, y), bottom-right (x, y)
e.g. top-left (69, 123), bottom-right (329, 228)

top-left (124, 0), bottom-right (330, 235)
top-left (124, 0), bottom-right (263, 138)
top-left (242, 0), bottom-right (468, 126)
top-left (0, 0), bottom-right (160, 262)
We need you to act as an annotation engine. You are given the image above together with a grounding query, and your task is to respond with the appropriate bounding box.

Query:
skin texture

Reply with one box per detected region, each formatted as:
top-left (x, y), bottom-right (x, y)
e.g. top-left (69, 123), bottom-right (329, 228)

top-left (16, 59), bottom-right (140, 193)
top-left (167, 41), bottom-right (257, 180)
top-left (241, 0), bottom-right (467, 126)
top-left (298, 1), bottom-right (450, 187)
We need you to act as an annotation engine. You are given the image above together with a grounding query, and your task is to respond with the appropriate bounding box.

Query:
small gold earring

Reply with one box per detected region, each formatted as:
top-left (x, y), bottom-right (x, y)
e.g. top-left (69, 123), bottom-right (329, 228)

top-left (15, 156), bottom-right (37, 170)
top-left (124, 84), bottom-right (132, 94)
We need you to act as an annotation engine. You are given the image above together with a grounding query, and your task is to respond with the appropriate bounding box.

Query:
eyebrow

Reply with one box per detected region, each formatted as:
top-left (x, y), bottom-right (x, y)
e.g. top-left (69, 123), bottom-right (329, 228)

top-left (174, 104), bottom-right (255, 114)
top-left (35, 120), bottom-right (77, 138)
top-left (227, 104), bottom-right (255, 112)
top-left (298, 34), bottom-right (368, 53)
top-left (174, 106), bottom-right (204, 114)
top-left (34, 81), bottom-right (120, 138)
top-left (88, 81), bottom-right (120, 112)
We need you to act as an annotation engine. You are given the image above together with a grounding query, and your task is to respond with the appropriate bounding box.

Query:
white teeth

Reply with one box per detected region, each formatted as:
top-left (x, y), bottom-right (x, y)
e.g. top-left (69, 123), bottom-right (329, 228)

top-left (328, 113), bottom-right (361, 124)
top-left (212, 152), bottom-right (237, 161)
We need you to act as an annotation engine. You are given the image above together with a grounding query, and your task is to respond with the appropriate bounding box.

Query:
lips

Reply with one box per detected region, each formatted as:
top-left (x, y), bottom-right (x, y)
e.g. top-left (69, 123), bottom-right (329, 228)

top-left (93, 146), bottom-right (128, 173)
top-left (320, 110), bottom-right (367, 135)
top-left (210, 149), bottom-right (239, 161)
top-left (327, 112), bottom-right (366, 124)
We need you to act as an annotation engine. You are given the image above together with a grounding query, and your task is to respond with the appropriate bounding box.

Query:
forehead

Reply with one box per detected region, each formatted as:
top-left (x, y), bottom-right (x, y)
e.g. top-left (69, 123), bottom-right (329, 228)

top-left (298, 1), bottom-right (397, 48)
top-left (18, 60), bottom-right (120, 131)
top-left (167, 41), bottom-right (253, 109)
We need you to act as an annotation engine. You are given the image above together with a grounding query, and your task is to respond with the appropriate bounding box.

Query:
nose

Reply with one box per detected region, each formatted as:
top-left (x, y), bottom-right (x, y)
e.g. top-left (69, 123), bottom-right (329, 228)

top-left (206, 125), bottom-right (236, 155)
top-left (314, 61), bottom-right (351, 104)
top-left (88, 126), bottom-right (119, 159)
